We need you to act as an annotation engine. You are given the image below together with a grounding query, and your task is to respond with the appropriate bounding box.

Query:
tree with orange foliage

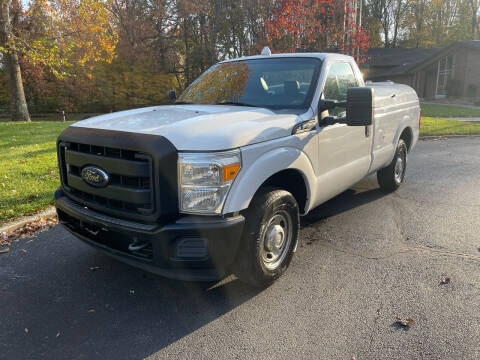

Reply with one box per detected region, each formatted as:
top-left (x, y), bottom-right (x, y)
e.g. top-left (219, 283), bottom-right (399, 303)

top-left (265, 0), bottom-right (370, 64)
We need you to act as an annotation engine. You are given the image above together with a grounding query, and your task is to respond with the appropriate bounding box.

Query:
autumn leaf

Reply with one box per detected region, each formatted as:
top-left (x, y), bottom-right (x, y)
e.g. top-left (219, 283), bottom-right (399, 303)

top-left (395, 317), bottom-right (415, 328)
top-left (441, 277), bottom-right (451, 285)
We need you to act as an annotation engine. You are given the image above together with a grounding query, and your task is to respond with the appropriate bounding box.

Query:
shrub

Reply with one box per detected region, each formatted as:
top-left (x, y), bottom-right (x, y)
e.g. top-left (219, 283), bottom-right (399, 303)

top-left (467, 84), bottom-right (478, 98)
top-left (446, 79), bottom-right (463, 98)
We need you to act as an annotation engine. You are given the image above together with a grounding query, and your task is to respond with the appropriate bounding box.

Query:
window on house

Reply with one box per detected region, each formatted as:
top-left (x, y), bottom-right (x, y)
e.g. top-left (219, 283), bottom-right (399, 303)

top-left (436, 55), bottom-right (453, 97)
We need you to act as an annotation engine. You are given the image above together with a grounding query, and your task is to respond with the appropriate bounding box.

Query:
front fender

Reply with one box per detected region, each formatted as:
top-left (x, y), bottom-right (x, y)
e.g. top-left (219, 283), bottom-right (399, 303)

top-left (222, 146), bottom-right (316, 214)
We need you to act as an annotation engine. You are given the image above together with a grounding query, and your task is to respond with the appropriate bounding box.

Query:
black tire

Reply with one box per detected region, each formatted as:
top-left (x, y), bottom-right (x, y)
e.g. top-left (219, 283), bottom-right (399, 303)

top-left (232, 188), bottom-right (299, 287)
top-left (377, 139), bottom-right (408, 191)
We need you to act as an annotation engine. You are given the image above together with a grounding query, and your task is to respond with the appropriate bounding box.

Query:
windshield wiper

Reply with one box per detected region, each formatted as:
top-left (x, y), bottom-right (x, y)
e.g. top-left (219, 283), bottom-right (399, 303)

top-left (215, 101), bottom-right (258, 107)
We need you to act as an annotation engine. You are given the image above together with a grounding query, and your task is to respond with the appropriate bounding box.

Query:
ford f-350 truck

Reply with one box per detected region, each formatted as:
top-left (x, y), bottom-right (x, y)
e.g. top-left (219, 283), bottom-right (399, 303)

top-left (55, 51), bottom-right (420, 287)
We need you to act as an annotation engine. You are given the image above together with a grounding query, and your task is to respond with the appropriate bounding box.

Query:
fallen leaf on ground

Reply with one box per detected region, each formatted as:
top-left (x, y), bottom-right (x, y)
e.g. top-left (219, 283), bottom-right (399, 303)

top-left (1, 217), bottom-right (58, 245)
top-left (9, 146), bottom-right (15, 150)
top-left (0, 247), bottom-right (10, 254)
top-left (441, 277), bottom-right (451, 285)
top-left (395, 317), bottom-right (414, 328)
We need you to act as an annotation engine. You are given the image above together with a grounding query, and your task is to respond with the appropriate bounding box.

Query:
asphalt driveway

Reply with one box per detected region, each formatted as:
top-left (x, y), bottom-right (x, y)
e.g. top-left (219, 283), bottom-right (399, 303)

top-left (1, 138), bottom-right (479, 359)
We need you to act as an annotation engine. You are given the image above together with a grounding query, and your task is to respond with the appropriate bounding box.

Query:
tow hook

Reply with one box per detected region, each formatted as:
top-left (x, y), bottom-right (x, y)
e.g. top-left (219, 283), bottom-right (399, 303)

top-left (128, 237), bottom-right (150, 251)
top-left (83, 225), bottom-right (100, 236)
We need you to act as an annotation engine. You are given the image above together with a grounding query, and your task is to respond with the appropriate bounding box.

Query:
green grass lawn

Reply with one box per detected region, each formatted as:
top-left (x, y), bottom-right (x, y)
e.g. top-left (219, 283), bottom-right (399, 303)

top-left (0, 121), bottom-right (74, 223)
top-left (420, 117), bottom-right (480, 136)
top-left (421, 103), bottom-right (480, 118)
top-left (0, 112), bottom-right (99, 123)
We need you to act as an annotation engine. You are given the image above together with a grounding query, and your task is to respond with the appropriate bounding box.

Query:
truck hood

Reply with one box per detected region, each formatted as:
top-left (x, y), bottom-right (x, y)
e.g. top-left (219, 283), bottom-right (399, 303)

top-left (72, 105), bottom-right (300, 151)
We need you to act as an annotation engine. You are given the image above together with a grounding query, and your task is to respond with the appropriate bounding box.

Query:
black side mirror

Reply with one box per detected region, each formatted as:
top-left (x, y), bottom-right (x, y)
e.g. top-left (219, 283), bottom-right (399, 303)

top-left (345, 87), bottom-right (373, 126)
top-left (167, 89), bottom-right (177, 103)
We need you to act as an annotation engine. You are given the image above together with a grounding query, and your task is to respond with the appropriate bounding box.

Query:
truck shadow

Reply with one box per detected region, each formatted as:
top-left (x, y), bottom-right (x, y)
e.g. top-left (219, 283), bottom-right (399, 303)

top-left (1, 228), bottom-right (263, 359)
top-left (301, 179), bottom-right (388, 228)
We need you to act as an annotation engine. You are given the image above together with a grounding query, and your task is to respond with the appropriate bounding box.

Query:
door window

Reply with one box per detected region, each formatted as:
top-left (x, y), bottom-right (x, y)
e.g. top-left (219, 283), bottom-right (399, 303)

top-left (323, 62), bottom-right (359, 116)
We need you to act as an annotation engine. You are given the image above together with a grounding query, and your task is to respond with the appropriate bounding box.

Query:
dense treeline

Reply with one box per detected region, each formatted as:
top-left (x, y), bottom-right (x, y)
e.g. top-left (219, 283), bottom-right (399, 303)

top-left (0, 0), bottom-right (479, 120)
top-left (364, 0), bottom-right (480, 48)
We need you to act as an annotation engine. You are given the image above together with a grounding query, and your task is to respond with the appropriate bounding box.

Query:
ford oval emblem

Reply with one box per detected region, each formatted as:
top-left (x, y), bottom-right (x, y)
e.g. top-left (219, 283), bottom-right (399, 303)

top-left (81, 166), bottom-right (109, 188)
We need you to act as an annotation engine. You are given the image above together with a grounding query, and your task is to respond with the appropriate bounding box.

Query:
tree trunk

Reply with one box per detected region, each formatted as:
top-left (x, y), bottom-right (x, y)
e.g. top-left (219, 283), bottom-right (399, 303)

top-left (5, 51), bottom-right (30, 121)
top-left (0, 0), bottom-right (30, 121)
top-left (392, 0), bottom-right (402, 47)
top-left (210, 0), bottom-right (220, 64)
top-left (471, 0), bottom-right (480, 40)
top-left (183, 17), bottom-right (190, 84)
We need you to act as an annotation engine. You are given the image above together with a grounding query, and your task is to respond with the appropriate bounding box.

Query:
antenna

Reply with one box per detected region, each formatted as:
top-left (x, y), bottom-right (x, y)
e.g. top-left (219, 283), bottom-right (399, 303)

top-left (261, 47), bottom-right (272, 56)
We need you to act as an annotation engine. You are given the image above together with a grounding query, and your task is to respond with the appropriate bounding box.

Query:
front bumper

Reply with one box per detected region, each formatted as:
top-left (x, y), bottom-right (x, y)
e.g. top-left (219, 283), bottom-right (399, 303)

top-left (55, 189), bottom-right (245, 281)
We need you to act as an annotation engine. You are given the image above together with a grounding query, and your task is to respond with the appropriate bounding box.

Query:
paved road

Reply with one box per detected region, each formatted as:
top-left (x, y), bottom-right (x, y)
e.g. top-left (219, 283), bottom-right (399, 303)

top-left (1, 138), bottom-right (480, 360)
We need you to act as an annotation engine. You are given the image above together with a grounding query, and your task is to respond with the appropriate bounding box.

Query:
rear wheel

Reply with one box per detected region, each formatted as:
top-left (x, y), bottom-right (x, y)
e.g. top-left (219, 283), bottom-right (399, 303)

top-left (233, 188), bottom-right (299, 287)
top-left (377, 139), bottom-right (408, 191)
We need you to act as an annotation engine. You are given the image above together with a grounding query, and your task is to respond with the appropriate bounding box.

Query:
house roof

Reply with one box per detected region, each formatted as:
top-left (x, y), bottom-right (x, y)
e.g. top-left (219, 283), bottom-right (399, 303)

top-left (457, 40), bottom-right (480, 50)
top-left (364, 41), bottom-right (480, 79)
top-left (364, 47), bottom-right (440, 79)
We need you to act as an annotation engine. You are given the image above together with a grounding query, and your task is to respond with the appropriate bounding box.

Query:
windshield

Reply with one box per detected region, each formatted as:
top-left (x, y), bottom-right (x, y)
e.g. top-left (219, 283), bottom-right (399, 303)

top-left (177, 58), bottom-right (322, 110)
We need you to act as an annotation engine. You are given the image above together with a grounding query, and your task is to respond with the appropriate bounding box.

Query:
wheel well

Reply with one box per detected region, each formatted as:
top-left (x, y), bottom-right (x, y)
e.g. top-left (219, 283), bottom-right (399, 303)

top-left (400, 127), bottom-right (413, 151)
top-left (259, 169), bottom-right (308, 213)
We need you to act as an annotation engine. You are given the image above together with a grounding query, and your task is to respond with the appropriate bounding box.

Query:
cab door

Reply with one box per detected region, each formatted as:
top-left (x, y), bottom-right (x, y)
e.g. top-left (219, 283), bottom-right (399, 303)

top-left (312, 61), bottom-right (372, 207)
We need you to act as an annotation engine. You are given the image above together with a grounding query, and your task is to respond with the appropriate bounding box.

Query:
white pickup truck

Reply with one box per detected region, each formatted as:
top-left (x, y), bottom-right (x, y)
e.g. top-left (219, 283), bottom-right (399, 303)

top-left (55, 51), bottom-right (420, 286)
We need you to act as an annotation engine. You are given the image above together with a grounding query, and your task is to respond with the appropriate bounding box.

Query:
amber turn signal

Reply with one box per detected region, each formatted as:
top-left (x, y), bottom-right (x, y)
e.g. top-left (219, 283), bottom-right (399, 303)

top-left (223, 163), bottom-right (241, 182)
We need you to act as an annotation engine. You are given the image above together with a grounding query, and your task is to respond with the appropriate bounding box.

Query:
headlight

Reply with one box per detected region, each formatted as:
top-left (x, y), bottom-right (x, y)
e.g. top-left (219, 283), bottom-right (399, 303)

top-left (178, 150), bottom-right (241, 214)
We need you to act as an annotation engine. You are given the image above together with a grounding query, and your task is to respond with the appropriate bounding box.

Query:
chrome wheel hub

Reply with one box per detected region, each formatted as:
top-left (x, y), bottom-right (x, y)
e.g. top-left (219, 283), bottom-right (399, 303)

top-left (265, 224), bottom-right (285, 251)
top-left (261, 210), bottom-right (292, 270)
top-left (394, 156), bottom-right (404, 184)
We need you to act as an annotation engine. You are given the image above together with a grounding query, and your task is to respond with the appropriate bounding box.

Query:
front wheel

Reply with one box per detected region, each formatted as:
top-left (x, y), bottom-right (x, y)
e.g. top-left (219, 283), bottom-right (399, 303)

top-left (232, 188), bottom-right (299, 287)
top-left (377, 139), bottom-right (408, 191)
